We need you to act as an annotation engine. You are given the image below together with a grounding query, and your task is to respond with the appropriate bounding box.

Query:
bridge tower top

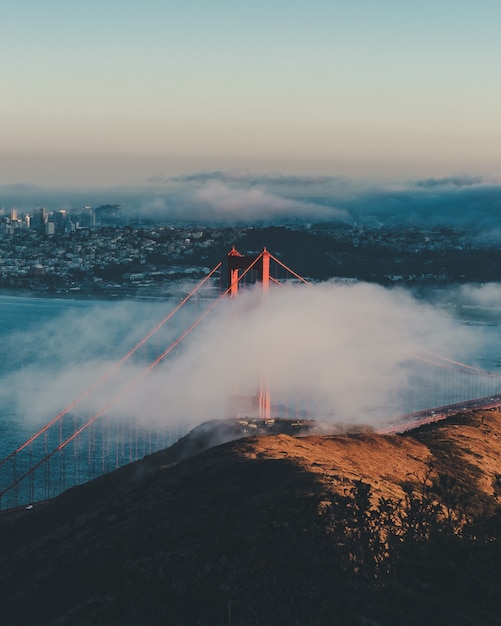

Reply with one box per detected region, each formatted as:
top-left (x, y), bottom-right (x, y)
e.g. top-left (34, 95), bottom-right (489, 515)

top-left (226, 246), bottom-right (270, 296)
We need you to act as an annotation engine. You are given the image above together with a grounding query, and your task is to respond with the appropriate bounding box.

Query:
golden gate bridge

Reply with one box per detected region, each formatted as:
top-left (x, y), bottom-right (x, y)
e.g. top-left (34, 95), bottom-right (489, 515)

top-left (1, 247), bottom-right (501, 510)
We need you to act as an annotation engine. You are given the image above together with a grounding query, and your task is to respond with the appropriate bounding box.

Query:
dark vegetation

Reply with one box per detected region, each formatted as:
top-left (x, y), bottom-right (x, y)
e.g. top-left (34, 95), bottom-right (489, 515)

top-left (1, 412), bottom-right (501, 625)
top-left (199, 225), bottom-right (501, 284)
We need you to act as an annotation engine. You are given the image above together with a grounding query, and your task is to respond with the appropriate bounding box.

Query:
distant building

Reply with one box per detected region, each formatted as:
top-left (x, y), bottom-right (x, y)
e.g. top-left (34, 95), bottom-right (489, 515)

top-left (54, 210), bottom-right (67, 231)
top-left (80, 206), bottom-right (95, 229)
top-left (31, 207), bottom-right (49, 233)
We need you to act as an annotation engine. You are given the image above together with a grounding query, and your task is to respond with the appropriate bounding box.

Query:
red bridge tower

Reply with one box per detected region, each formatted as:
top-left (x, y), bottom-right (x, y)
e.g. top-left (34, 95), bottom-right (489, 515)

top-left (226, 246), bottom-right (271, 419)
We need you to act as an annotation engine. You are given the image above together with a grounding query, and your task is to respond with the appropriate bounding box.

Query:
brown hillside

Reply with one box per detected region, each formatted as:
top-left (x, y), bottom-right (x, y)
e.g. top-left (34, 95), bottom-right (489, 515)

top-left (1, 410), bottom-right (501, 625)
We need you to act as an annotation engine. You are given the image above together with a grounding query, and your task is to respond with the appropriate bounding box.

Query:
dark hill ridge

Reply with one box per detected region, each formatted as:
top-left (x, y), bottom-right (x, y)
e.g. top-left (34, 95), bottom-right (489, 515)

top-left (1, 411), bottom-right (501, 625)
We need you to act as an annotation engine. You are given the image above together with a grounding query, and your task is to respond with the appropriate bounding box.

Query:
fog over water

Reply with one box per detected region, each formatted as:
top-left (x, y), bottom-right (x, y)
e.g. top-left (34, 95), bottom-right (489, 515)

top-left (2, 279), bottom-right (501, 460)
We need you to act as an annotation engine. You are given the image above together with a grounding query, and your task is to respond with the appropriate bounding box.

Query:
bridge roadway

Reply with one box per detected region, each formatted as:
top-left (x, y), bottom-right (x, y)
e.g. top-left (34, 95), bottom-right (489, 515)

top-left (379, 393), bottom-right (501, 434)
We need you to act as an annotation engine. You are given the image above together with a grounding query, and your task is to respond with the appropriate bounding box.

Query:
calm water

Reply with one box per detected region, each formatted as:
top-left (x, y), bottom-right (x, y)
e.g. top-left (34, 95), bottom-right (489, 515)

top-left (0, 296), bottom-right (105, 453)
top-left (0, 292), bottom-right (200, 453)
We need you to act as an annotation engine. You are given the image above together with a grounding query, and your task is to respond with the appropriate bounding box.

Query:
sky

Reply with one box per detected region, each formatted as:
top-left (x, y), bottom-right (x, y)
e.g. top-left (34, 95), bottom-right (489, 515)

top-left (2, 0), bottom-right (501, 189)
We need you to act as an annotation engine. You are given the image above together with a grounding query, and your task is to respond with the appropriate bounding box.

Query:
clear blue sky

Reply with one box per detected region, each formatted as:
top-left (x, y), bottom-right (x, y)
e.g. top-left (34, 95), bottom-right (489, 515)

top-left (2, 0), bottom-right (500, 186)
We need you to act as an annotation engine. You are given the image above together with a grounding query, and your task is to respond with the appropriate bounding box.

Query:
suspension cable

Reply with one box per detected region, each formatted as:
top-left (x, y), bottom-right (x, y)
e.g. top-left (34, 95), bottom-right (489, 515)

top-left (267, 251), bottom-right (311, 285)
top-left (0, 262), bottom-right (222, 468)
top-left (417, 350), bottom-right (501, 377)
top-left (0, 254), bottom-right (268, 498)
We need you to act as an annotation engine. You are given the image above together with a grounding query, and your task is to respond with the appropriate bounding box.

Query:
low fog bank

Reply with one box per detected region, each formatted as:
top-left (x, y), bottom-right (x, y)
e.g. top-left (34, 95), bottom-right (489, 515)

top-left (2, 171), bottom-right (501, 232)
top-left (1, 280), bottom-right (491, 434)
top-left (416, 282), bottom-right (501, 318)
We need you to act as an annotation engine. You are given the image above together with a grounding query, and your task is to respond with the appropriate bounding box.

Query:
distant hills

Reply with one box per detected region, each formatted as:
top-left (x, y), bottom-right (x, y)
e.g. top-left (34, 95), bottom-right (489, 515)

top-left (1, 412), bottom-right (501, 625)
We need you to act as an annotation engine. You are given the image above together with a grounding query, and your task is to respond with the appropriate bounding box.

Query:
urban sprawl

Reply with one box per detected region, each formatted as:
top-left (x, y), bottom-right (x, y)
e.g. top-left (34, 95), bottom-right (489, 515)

top-left (0, 203), bottom-right (497, 297)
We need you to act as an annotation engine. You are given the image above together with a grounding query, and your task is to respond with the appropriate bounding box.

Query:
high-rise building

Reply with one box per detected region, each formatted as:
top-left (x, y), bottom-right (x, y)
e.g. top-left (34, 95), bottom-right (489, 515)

top-left (80, 206), bottom-right (95, 229)
top-left (54, 210), bottom-right (68, 231)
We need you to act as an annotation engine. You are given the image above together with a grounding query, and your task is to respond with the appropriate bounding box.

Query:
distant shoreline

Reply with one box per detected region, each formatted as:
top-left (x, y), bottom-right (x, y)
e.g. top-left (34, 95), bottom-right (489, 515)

top-left (0, 281), bottom-right (210, 303)
top-left (0, 287), bottom-right (130, 301)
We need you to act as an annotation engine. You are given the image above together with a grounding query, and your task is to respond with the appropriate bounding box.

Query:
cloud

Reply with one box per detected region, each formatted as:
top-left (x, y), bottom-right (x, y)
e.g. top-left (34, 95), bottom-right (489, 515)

top-left (1, 281), bottom-right (482, 434)
top-left (140, 282), bottom-right (477, 425)
top-left (339, 179), bottom-right (501, 229)
top-left (0, 299), bottom-right (194, 426)
top-left (452, 283), bottom-right (501, 310)
top-left (138, 172), bottom-right (501, 230)
top-left (2, 170), bottom-right (501, 232)
top-left (188, 180), bottom-right (338, 220)
top-left (414, 175), bottom-right (484, 189)
top-left (138, 179), bottom-right (347, 223)
top-left (164, 170), bottom-right (347, 188)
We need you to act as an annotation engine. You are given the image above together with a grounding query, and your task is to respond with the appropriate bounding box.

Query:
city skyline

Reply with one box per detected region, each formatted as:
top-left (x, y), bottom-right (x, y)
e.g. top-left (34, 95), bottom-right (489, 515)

top-left (2, 0), bottom-right (500, 189)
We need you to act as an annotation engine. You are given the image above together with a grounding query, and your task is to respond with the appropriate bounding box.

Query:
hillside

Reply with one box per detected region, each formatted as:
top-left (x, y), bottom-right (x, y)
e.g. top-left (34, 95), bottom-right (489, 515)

top-left (1, 411), bottom-right (501, 625)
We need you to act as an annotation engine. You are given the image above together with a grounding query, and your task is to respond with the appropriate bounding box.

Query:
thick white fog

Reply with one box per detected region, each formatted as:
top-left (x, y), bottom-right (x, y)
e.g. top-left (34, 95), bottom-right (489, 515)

top-left (0, 280), bottom-right (486, 433)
